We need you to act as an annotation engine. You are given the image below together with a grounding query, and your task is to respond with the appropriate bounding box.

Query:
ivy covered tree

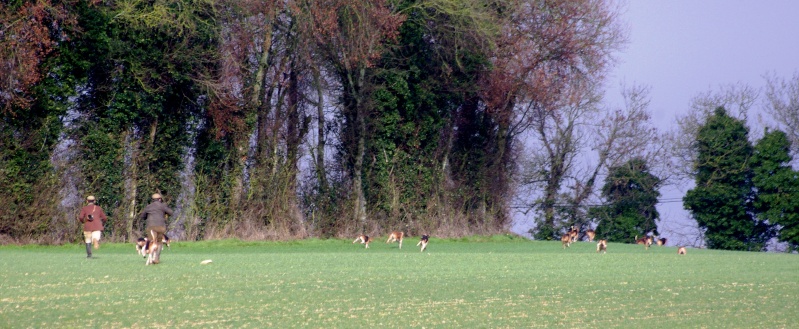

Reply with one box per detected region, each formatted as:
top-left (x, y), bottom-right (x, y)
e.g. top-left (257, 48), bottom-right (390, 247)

top-left (591, 158), bottom-right (661, 242)
top-left (0, 0), bottom-right (632, 243)
top-left (751, 129), bottom-right (799, 251)
top-left (683, 107), bottom-right (772, 251)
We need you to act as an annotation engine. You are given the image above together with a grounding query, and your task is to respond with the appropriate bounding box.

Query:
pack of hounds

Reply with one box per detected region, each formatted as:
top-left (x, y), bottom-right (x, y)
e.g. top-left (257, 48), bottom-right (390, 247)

top-left (561, 226), bottom-right (687, 255)
top-left (133, 227), bottom-right (687, 262)
top-left (133, 231), bottom-right (429, 264)
top-left (353, 231), bottom-right (429, 252)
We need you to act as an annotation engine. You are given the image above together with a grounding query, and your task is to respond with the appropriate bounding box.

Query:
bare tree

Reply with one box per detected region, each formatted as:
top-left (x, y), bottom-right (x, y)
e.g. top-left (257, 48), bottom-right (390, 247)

top-left (520, 80), bottom-right (600, 237)
top-left (520, 83), bottom-right (660, 238)
top-left (571, 84), bottom-right (662, 220)
top-left (667, 83), bottom-right (759, 181)
top-left (482, 0), bottom-right (626, 233)
top-left (764, 71), bottom-right (799, 158)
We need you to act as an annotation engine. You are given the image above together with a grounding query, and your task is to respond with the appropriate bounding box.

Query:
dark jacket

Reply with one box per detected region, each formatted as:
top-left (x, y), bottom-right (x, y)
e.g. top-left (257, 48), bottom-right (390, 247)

top-left (140, 201), bottom-right (174, 228)
top-left (78, 204), bottom-right (107, 232)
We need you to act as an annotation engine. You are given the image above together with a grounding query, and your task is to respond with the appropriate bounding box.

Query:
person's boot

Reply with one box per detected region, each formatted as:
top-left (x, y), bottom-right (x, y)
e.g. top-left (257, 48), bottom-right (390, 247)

top-left (86, 243), bottom-right (92, 258)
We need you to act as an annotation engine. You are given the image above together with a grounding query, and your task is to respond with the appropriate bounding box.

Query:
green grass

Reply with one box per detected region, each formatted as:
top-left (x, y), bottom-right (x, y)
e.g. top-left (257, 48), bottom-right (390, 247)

top-left (1, 235), bottom-right (797, 328)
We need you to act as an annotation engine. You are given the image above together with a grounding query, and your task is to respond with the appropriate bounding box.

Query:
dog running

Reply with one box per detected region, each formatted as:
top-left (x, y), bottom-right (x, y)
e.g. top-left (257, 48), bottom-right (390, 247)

top-left (561, 233), bottom-right (572, 249)
top-left (386, 231), bottom-right (404, 249)
top-left (596, 239), bottom-right (607, 254)
top-left (635, 235), bottom-right (653, 250)
top-left (136, 235), bottom-right (170, 257)
top-left (585, 229), bottom-right (596, 242)
top-left (143, 229), bottom-right (172, 265)
top-left (353, 234), bottom-right (372, 248)
top-left (677, 246), bottom-right (687, 255)
top-left (568, 226), bottom-right (579, 243)
top-left (416, 234), bottom-right (429, 252)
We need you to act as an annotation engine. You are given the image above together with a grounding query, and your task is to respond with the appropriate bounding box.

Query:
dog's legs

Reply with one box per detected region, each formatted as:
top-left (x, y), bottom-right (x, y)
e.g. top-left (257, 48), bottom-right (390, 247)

top-left (154, 243), bottom-right (162, 264)
top-left (399, 238), bottom-right (402, 249)
top-left (146, 230), bottom-right (159, 265)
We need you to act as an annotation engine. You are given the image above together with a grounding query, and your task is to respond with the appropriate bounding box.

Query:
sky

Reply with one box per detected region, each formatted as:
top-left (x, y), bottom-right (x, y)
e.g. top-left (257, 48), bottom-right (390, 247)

top-left (513, 1), bottom-right (799, 247)
top-left (608, 0), bottom-right (799, 126)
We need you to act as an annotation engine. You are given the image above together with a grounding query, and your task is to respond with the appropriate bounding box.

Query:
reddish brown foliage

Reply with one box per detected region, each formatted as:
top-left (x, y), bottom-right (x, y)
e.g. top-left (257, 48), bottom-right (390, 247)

top-left (0, 0), bottom-right (87, 115)
top-left (305, 0), bottom-right (405, 70)
top-left (203, 0), bottom-right (282, 139)
top-left (480, 0), bottom-right (624, 122)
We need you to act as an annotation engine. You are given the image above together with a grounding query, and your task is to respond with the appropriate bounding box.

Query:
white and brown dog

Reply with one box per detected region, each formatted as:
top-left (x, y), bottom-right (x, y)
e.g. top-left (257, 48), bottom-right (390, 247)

top-left (568, 226), bottom-right (579, 243)
top-left (386, 231), bottom-right (404, 249)
top-left (416, 234), bottom-right (429, 252)
top-left (353, 235), bottom-right (372, 248)
top-left (596, 239), bottom-right (607, 254)
top-left (677, 246), bottom-right (687, 255)
top-left (136, 237), bottom-right (148, 257)
top-left (635, 235), bottom-right (653, 250)
top-left (585, 229), bottom-right (596, 242)
top-left (136, 235), bottom-right (170, 257)
top-left (561, 233), bottom-right (572, 249)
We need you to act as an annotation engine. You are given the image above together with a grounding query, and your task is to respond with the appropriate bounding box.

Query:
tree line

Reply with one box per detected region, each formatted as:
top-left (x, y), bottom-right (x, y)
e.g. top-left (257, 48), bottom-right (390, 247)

top-left (1, 0), bottom-right (797, 251)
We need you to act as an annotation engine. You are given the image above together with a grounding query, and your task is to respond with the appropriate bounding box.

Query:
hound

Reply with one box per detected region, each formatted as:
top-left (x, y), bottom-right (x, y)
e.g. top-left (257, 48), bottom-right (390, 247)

top-left (561, 233), bottom-right (572, 249)
top-left (145, 229), bottom-right (163, 265)
top-left (416, 234), bottom-right (429, 252)
top-left (386, 231), bottom-right (404, 249)
top-left (353, 235), bottom-right (372, 248)
top-left (677, 246), bottom-right (687, 255)
top-left (585, 229), bottom-right (596, 242)
top-left (656, 237), bottom-right (667, 246)
top-left (635, 235), bottom-right (653, 250)
top-left (136, 235), bottom-right (171, 257)
top-left (596, 239), bottom-right (607, 254)
top-left (568, 226), bottom-right (579, 242)
top-left (136, 237), bottom-right (148, 257)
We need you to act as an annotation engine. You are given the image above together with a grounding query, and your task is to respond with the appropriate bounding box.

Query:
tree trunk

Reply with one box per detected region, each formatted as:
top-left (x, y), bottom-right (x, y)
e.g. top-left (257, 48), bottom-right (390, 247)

top-left (312, 67), bottom-right (328, 190)
top-left (351, 67), bottom-right (367, 227)
top-left (233, 27), bottom-right (274, 207)
top-left (123, 128), bottom-right (138, 242)
top-left (286, 65), bottom-right (307, 192)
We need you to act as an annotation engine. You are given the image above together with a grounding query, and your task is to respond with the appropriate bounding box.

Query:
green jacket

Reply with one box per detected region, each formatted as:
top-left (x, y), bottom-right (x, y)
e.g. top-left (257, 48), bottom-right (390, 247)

top-left (140, 201), bottom-right (174, 228)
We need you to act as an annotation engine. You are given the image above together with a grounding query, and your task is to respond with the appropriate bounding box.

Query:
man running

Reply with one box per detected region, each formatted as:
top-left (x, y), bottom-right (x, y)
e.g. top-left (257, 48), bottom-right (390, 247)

top-left (139, 193), bottom-right (173, 264)
top-left (77, 195), bottom-right (108, 258)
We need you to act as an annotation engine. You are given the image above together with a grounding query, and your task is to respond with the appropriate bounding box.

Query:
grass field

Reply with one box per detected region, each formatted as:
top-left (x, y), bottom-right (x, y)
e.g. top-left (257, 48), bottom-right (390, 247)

top-left (1, 235), bottom-right (797, 328)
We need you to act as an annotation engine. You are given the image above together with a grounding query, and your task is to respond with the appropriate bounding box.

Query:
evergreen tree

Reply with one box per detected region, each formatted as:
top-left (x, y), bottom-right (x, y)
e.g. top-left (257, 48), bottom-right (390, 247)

top-left (752, 129), bottom-right (799, 251)
top-left (684, 107), bottom-right (771, 250)
top-left (591, 158), bottom-right (661, 242)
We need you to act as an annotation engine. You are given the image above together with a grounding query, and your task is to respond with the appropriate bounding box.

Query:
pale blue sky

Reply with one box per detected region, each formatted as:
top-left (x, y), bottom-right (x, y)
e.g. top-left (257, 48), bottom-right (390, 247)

top-left (608, 0), bottom-right (799, 126)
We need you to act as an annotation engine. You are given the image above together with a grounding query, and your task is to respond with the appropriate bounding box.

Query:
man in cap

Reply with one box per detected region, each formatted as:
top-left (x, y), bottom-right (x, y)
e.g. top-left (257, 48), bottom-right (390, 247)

top-left (139, 193), bottom-right (173, 264)
top-left (77, 195), bottom-right (108, 258)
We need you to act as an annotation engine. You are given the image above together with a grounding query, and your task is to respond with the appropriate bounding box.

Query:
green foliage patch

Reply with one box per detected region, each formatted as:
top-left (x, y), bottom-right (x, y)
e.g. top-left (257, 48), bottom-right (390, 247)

top-left (1, 238), bottom-right (797, 328)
